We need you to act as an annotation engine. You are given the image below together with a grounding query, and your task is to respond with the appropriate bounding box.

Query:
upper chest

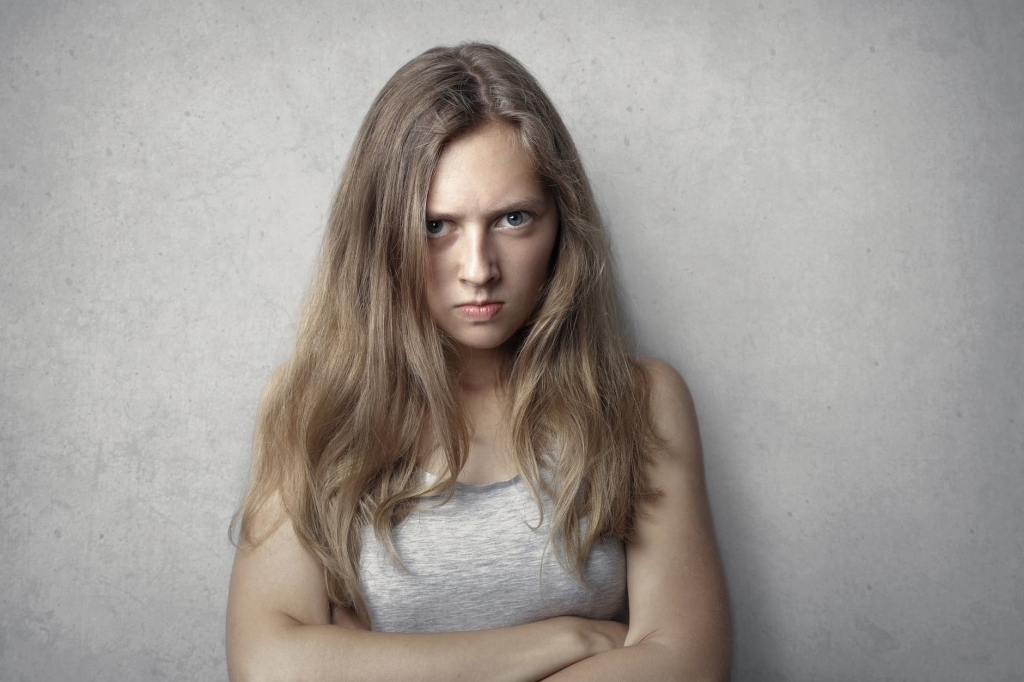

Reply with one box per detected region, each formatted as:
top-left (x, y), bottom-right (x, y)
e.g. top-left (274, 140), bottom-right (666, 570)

top-left (420, 395), bottom-right (518, 485)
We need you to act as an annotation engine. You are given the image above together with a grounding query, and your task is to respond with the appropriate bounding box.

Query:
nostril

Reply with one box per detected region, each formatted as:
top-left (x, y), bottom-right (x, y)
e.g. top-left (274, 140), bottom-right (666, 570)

top-left (460, 260), bottom-right (498, 285)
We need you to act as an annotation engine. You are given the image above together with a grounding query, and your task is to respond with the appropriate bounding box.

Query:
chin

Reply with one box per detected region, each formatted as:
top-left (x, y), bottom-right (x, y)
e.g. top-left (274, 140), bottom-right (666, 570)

top-left (444, 328), bottom-right (518, 353)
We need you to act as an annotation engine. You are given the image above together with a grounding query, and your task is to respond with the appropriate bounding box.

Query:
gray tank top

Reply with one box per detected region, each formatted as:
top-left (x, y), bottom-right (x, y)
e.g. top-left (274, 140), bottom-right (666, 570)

top-left (358, 469), bottom-right (628, 632)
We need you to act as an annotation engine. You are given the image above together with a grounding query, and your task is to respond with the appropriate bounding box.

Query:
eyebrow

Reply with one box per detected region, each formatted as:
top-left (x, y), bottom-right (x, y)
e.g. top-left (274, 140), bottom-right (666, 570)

top-left (425, 195), bottom-right (549, 223)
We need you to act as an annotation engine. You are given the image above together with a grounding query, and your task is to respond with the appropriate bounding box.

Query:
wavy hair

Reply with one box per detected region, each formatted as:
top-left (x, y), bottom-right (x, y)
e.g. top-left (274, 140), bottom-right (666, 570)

top-left (232, 42), bottom-right (662, 626)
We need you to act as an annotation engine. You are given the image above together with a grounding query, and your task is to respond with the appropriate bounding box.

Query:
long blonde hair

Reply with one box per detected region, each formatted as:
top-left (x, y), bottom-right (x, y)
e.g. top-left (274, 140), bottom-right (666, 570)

top-left (232, 42), bottom-right (662, 625)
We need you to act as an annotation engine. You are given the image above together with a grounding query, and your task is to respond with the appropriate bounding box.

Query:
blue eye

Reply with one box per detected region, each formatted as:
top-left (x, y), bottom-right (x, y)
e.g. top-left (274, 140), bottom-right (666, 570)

top-left (426, 220), bottom-right (446, 236)
top-left (501, 211), bottom-right (533, 228)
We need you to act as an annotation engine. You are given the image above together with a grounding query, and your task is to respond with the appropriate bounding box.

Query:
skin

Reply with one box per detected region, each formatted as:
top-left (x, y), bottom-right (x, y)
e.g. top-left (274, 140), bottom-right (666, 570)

top-left (420, 120), bottom-right (559, 483)
top-left (423, 120), bottom-right (558, 366)
top-left (226, 120), bottom-right (732, 682)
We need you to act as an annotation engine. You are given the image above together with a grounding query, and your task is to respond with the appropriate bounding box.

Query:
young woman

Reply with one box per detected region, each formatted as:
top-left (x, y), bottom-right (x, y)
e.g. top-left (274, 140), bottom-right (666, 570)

top-left (226, 43), bottom-right (731, 682)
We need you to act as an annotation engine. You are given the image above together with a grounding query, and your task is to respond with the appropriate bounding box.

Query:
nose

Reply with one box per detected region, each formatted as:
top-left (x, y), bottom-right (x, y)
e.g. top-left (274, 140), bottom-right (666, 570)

top-left (458, 227), bottom-right (499, 286)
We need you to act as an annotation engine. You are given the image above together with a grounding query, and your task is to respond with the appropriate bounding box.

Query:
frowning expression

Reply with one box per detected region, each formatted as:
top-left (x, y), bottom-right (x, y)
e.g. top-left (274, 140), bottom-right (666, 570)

top-left (424, 121), bottom-right (559, 354)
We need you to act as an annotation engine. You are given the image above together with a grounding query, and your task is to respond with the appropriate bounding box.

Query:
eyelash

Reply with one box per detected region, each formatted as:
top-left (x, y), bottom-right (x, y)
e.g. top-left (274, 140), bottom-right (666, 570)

top-left (498, 210), bottom-right (531, 228)
top-left (425, 220), bottom-right (447, 237)
top-left (425, 211), bottom-right (533, 238)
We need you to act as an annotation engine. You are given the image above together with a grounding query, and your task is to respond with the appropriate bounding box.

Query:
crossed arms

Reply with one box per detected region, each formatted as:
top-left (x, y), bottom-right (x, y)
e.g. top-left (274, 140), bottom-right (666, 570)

top-left (226, 359), bottom-right (731, 682)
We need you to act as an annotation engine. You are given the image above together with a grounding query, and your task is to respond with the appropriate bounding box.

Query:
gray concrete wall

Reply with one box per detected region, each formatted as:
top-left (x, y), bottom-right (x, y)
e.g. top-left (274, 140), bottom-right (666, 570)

top-left (2, 1), bottom-right (1021, 680)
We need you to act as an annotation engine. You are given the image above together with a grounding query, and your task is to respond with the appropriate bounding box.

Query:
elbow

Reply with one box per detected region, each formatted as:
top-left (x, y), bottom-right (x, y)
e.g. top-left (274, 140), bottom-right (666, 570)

top-left (227, 634), bottom-right (301, 682)
top-left (682, 648), bottom-right (733, 682)
top-left (629, 632), bottom-right (732, 682)
top-left (672, 641), bottom-right (732, 682)
top-left (229, 620), bottom-right (358, 682)
top-left (683, 662), bottom-right (732, 682)
top-left (228, 655), bottom-right (283, 682)
top-left (229, 660), bottom-right (297, 682)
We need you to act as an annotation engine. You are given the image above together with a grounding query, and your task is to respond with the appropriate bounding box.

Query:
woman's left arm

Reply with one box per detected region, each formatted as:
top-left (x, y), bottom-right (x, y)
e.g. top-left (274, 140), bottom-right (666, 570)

top-left (542, 358), bottom-right (732, 681)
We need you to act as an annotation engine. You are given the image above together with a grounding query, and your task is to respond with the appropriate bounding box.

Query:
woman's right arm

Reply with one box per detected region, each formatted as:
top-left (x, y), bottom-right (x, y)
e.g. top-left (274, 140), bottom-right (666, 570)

top-left (226, 492), bottom-right (626, 682)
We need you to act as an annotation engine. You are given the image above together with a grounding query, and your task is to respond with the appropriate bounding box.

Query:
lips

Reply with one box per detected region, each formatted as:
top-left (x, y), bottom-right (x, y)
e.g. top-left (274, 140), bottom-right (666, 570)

top-left (455, 302), bottom-right (503, 320)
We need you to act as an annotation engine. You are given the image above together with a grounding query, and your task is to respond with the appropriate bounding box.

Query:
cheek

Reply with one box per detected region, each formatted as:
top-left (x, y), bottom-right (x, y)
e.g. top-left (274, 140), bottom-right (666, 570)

top-left (528, 251), bottom-right (552, 286)
top-left (427, 243), bottom-right (457, 281)
top-left (523, 230), bottom-right (558, 287)
top-left (423, 255), bottom-right (444, 309)
top-left (424, 258), bottom-right (437, 288)
top-left (425, 246), bottom-right (455, 282)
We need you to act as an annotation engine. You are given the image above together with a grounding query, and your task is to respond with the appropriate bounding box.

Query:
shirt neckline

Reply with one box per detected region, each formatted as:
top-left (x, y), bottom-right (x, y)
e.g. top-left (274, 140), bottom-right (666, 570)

top-left (418, 468), bottom-right (520, 492)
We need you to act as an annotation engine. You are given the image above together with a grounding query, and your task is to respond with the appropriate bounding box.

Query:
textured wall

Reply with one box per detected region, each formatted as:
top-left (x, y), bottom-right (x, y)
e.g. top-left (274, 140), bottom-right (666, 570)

top-left (2, 1), bottom-right (1022, 680)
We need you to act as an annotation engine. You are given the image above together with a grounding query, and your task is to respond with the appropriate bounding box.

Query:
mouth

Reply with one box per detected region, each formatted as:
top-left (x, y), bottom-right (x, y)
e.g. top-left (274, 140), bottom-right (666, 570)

top-left (455, 302), bottom-right (503, 320)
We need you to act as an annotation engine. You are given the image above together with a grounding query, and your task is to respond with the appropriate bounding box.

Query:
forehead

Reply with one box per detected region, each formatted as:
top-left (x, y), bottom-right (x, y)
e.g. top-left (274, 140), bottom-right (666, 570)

top-left (427, 121), bottom-right (546, 215)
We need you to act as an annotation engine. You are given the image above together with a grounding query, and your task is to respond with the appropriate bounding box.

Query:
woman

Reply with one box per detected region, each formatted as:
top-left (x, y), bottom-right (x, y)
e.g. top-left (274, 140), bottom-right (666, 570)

top-left (226, 43), bottom-right (731, 681)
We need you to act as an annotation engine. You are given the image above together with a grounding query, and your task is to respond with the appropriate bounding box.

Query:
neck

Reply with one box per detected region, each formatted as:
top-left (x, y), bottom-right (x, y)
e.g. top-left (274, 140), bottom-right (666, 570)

top-left (451, 345), bottom-right (507, 395)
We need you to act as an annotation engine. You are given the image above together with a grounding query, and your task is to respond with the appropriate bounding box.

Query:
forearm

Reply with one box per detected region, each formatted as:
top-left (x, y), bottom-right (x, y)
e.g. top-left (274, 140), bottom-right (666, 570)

top-left (230, 616), bottom-right (592, 682)
top-left (539, 637), bottom-right (730, 682)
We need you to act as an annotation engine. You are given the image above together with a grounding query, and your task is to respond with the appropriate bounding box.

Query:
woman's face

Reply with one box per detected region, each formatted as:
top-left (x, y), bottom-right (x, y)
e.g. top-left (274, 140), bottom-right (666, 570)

top-left (424, 121), bottom-right (559, 355)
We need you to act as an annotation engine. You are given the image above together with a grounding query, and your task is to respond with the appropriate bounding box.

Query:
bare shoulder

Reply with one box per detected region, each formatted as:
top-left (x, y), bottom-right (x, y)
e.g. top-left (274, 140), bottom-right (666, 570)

top-left (637, 356), bottom-right (701, 466)
top-left (639, 356), bottom-right (693, 405)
